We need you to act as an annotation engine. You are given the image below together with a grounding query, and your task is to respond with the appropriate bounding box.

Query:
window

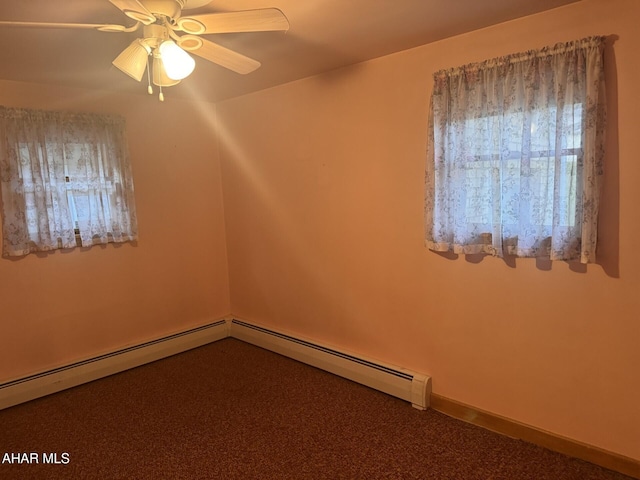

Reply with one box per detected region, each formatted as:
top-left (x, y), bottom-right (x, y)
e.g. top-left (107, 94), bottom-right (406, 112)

top-left (0, 107), bottom-right (138, 257)
top-left (425, 36), bottom-right (606, 263)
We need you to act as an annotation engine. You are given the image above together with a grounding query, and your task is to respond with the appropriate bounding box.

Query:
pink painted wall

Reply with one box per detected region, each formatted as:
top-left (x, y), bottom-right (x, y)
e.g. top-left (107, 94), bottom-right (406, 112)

top-left (217, 0), bottom-right (640, 461)
top-left (0, 80), bottom-right (230, 381)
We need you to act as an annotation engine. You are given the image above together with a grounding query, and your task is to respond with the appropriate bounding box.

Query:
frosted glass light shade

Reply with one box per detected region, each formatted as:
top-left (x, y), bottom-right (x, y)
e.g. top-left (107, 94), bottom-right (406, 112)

top-left (112, 39), bottom-right (150, 82)
top-left (159, 40), bottom-right (195, 80)
top-left (152, 55), bottom-right (180, 87)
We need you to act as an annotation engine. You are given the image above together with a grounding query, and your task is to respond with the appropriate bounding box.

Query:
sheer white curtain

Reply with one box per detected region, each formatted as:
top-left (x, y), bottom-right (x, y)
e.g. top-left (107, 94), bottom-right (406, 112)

top-left (425, 36), bottom-right (607, 263)
top-left (0, 107), bottom-right (138, 257)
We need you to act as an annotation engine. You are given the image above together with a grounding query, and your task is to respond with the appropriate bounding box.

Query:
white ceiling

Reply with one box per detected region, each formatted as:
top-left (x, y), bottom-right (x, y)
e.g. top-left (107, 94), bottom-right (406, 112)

top-left (0, 0), bottom-right (581, 102)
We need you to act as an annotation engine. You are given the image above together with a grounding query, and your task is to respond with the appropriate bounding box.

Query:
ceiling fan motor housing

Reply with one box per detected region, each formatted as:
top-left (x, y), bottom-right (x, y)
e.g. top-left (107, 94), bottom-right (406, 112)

top-left (138, 0), bottom-right (211, 21)
top-left (142, 24), bottom-right (169, 47)
top-left (139, 1), bottom-right (182, 21)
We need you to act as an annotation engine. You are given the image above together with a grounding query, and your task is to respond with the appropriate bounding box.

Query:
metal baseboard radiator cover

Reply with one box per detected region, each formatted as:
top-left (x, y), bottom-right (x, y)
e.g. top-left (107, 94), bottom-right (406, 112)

top-left (230, 319), bottom-right (431, 410)
top-left (0, 319), bottom-right (230, 411)
top-left (0, 318), bottom-right (431, 411)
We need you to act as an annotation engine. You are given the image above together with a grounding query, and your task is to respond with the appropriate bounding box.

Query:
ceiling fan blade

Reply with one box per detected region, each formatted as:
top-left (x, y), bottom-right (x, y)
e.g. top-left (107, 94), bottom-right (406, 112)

top-left (0, 20), bottom-right (137, 32)
top-left (109, 0), bottom-right (156, 25)
top-left (177, 8), bottom-right (289, 35)
top-left (177, 36), bottom-right (260, 74)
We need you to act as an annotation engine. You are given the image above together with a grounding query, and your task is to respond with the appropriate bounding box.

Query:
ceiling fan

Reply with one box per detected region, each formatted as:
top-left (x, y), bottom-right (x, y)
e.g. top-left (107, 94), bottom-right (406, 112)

top-left (0, 0), bottom-right (290, 100)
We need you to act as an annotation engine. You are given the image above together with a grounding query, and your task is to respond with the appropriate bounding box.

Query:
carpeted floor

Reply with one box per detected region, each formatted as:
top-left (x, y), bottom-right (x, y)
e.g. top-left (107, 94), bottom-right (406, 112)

top-left (0, 338), bottom-right (635, 479)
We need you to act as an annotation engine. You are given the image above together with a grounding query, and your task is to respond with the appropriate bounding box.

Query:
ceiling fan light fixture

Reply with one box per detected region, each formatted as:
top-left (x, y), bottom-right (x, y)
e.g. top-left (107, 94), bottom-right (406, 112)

top-left (159, 40), bottom-right (195, 80)
top-left (112, 39), bottom-right (151, 82)
top-left (0, 2), bottom-right (288, 100)
top-left (152, 54), bottom-right (181, 87)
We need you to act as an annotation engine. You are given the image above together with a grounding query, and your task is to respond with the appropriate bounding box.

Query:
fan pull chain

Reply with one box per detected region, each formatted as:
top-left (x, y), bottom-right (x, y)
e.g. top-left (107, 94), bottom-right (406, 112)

top-left (159, 85), bottom-right (165, 102)
top-left (146, 54), bottom-right (153, 95)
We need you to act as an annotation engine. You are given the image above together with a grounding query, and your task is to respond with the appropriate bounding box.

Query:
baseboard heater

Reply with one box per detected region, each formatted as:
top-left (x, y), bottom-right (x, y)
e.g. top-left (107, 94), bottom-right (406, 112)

top-left (230, 319), bottom-right (431, 410)
top-left (0, 319), bottom-right (229, 411)
top-left (0, 318), bottom-right (431, 412)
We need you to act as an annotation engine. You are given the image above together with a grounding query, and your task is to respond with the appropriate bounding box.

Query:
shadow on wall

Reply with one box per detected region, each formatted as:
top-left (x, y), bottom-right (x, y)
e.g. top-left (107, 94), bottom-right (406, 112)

top-left (431, 250), bottom-right (611, 275)
top-left (594, 35), bottom-right (620, 279)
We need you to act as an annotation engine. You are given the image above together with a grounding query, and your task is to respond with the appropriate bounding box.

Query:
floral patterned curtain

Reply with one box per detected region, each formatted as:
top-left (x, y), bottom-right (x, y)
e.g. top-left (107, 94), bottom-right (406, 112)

top-left (425, 36), bottom-right (607, 263)
top-left (0, 107), bottom-right (138, 257)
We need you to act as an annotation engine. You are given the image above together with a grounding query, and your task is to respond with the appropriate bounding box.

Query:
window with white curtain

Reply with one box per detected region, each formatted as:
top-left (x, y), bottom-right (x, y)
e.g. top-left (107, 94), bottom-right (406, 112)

top-left (425, 36), bottom-right (607, 263)
top-left (0, 107), bottom-right (138, 257)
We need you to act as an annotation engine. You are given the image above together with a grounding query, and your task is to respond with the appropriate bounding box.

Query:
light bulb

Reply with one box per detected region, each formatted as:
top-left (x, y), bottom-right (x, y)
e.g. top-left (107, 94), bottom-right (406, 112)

top-left (159, 40), bottom-right (195, 80)
top-left (152, 55), bottom-right (180, 87)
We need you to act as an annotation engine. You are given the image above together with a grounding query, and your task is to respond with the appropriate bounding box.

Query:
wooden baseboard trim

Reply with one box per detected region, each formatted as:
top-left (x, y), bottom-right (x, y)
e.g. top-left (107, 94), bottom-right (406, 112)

top-left (430, 394), bottom-right (639, 479)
